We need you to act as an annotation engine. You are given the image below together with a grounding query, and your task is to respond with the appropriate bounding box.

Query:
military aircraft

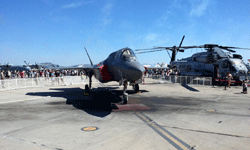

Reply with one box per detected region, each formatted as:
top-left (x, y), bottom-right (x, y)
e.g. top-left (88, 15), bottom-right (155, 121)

top-left (0, 63), bottom-right (31, 71)
top-left (24, 61), bottom-right (44, 70)
top-left (243, 60), bottom-right (250, 74)
top-left (135, 36), bottom-right (250, 82)
top-left (58, 47), bottom-right (145, 104)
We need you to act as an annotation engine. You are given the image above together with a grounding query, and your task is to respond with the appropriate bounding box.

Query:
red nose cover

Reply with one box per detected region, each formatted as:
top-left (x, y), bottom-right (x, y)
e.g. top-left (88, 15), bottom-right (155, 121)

top-left (98, 65), bottom-right (113, 82)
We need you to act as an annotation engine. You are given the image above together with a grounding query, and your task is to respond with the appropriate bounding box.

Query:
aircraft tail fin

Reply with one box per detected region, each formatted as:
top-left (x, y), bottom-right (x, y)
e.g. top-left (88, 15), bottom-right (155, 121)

top-left (84, 47), bottom-right (93, 66)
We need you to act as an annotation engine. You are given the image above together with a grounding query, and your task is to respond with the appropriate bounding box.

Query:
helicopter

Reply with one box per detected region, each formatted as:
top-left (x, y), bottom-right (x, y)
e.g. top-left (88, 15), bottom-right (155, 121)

top-left (135, 36), bottom-right (250, 82)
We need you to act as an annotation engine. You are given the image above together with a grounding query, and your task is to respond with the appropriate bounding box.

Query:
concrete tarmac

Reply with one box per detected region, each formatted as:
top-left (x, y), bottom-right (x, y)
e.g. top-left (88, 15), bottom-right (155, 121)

top-left (0, 77), bottom-right (250, 150)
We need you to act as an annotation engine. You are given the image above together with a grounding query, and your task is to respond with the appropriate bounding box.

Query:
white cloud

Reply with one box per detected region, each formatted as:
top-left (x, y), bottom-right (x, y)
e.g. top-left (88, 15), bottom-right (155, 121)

top-left (61, 1), bottom-right (94, 9)
top-left (145, 33), bottom-right (158, 42)
top-left (102, 2), bottom-right (113, 25)
top-left (62, 2), bottom-right (83, 9)
top-left (190, 0), bottom-right (210, 17)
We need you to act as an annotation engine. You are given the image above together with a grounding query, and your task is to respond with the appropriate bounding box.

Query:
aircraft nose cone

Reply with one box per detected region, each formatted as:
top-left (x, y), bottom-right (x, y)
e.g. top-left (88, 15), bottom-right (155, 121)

top-left (130, 62), bottom-right (145, 80)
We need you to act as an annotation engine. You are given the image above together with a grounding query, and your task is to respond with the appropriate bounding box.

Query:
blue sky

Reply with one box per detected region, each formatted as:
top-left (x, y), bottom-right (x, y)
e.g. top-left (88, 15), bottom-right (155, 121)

top-left (1, 0), bottom-right (250, 66)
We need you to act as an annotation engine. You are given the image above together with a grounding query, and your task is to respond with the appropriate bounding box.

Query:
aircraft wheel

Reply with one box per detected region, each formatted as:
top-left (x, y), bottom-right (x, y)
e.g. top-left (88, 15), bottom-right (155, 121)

top-left (66, 100), bottom-right (72, 105)
top-left (134, 84), bottom-right (139, 93)
top-left (84, 84), bottom-right (90, 95)
top-left (132, 85), bottom-right (135, 90)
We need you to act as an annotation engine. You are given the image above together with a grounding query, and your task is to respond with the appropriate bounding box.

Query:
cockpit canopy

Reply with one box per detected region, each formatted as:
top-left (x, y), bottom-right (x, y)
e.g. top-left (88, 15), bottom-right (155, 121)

top-left (107, 48), bottom-right (137, 62)
top-left (122, 49), bottom-right (137, 61)
top-left (122, 49), bottom-right (136, 60)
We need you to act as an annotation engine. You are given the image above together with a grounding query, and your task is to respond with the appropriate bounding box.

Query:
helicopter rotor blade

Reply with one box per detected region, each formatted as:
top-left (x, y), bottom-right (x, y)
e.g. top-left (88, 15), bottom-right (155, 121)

top-left (178, 35), bottom-right (185, 49)
top-left (135, 49), bottom-right (165, 54)
top-left (218, 46), bottom-right (250, 50)
top-left (175, 35), bottom-right (185, 58)
top-left (219, 47), bottom-right (236, 53)
top-left (219, 46), bottom-right (235, 49)
top-left (134, 48), bottom-right (156, 51)
top-left (166, 50), bottom-right (171, 59)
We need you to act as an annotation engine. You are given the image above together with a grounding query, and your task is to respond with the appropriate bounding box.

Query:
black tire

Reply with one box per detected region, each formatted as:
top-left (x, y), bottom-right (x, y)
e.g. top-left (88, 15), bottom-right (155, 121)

top-left (66, 100), bottom-right (72, 105)
top-left (84, 84), bottom-right (90, 95)
top-left (123, 99), bottom-right (127, 104)
top-left (134, 84), bottom-right (139, 93)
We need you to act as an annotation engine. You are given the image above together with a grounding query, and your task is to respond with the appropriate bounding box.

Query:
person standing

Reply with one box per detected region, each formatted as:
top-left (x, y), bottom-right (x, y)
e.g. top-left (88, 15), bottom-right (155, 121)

top-left (20, 71), bottom-right (24, 78)
top-left (33, 71), bottom-right (39, 85)
top-left (224, 72), bottom-right (233, 90)
top-left (51, 71), bottom-right (55, 85)
top-left (0, 71), bottom-right (5, 88)
top-left (243, 80), bottom-right (248, 94)
top-left (227, 72), bottom-right (233, 88)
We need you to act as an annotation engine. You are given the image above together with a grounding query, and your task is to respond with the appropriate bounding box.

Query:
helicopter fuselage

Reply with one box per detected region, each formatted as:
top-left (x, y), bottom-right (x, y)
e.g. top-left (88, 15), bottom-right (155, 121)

top-left (171, 48), bottom-right (248, 80)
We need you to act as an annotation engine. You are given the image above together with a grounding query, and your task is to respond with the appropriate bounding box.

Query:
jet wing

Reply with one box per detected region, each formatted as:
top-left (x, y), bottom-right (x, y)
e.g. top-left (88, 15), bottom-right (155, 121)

top-left (52, 64), bottom-right (95, 76)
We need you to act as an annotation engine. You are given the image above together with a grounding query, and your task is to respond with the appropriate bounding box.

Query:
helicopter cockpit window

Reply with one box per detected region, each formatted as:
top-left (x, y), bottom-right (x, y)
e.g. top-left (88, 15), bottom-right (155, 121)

top-left (122, 49), bottom-right (137, 61)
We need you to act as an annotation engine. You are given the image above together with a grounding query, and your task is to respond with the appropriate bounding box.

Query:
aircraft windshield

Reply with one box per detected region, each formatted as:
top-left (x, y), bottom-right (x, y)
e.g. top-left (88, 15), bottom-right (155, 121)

top-left (122, 49), bottom-right (137, 61)
top-left (230, 59), bottom-right (243, 65)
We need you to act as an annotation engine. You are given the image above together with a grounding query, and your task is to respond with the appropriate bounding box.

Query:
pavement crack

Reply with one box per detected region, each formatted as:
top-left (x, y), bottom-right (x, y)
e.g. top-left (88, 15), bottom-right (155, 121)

top-left (0, 134), bottom-right (54, 150)
top-left (163, 125), bottom-right (250, 139)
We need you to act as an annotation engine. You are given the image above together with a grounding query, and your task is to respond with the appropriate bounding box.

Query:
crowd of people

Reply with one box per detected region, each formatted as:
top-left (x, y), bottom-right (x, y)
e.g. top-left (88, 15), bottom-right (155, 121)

top-left (0, 69), bottom-right (85, 79)
top-left (0, 68), bottom-right (248, 93)
top-left (0, 69), bottom-right (87, 88)
top-left (145, 68), bottom-right (180, 79)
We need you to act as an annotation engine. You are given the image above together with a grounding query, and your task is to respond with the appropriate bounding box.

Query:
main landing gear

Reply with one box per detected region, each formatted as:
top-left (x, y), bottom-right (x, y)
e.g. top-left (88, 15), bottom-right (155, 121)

top-left (84, 84), bottom-right (90, 95)
top-left (84, 74), bottom-right (92, 96)
top-left (122, 82), bottom-right (140, 104)
top-left (132, 84), bottom-right (140, 93)
top-left (122, 81), bottom-right (128, 104)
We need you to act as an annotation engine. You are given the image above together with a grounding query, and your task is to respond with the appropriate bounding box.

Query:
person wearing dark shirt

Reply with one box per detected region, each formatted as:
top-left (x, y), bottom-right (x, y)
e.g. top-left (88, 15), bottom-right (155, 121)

top-left (55, 71), bottom-right (60, 77)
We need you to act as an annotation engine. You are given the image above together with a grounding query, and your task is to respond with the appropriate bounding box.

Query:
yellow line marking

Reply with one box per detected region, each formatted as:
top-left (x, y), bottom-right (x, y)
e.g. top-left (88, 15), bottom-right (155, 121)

top-left (136, 113), bottom-right (189, 150)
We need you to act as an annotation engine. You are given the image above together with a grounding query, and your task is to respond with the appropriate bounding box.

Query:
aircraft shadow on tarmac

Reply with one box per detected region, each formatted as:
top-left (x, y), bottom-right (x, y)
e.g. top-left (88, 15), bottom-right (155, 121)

top-left (146, 82), bottom-right (199, 92)
top-left (26, 87), bottom-right (149, 117)
top-left (181, 84), bottom-right (199, 92)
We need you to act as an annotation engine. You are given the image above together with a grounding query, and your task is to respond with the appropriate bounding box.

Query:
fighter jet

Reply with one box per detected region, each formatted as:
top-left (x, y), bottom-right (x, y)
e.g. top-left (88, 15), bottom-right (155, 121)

top-left (59, 47), bottom-right (145, 104)
top-left (24, 61), bottom-right (44, 70)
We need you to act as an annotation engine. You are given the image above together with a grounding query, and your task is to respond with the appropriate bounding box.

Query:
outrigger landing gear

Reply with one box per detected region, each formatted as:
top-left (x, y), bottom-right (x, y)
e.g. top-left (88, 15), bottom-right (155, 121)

top-left (122, 81), bottom-right (128, 104)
